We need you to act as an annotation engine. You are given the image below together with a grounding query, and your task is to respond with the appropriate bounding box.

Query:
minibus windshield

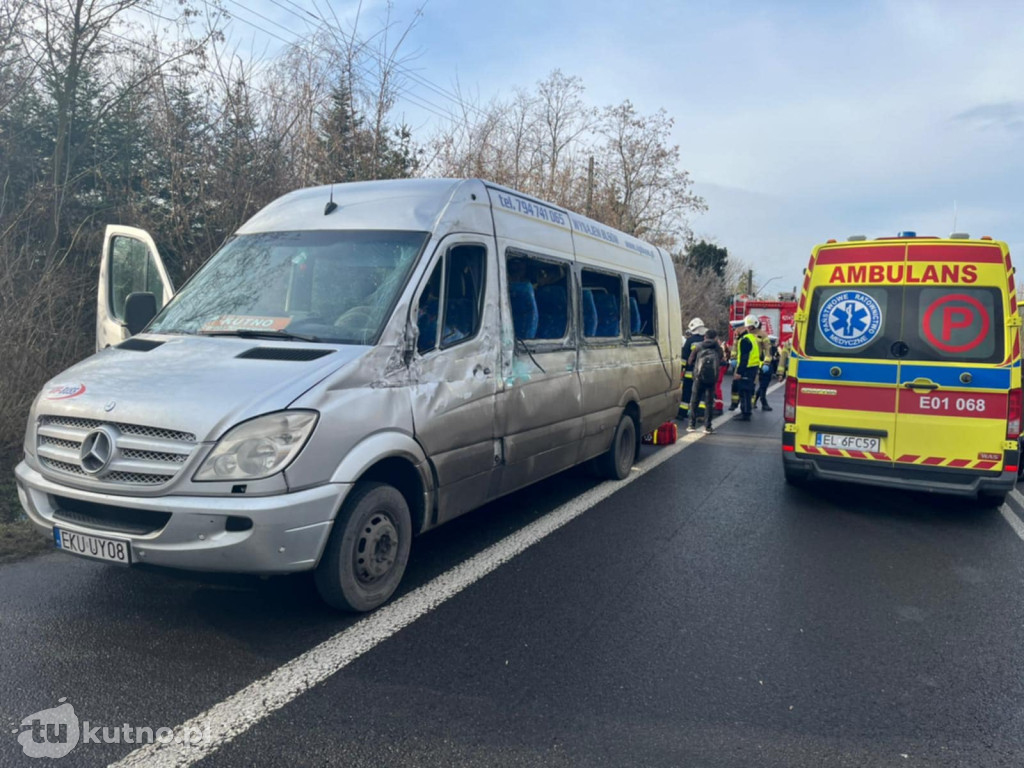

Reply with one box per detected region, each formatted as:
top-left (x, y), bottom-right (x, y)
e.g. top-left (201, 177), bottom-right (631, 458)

top-left (149, 230), bottom-right (429, 344)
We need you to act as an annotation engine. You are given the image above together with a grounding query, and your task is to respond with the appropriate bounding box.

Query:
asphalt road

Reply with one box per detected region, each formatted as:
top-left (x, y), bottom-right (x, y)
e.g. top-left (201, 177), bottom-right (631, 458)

top-left (4, 386), bottom-right (1024, 767)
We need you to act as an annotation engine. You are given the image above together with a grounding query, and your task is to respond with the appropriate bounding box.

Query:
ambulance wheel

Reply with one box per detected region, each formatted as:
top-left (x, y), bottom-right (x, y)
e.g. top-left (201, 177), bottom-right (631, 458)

top-left (976, 490), bottom-right (1007, 509)
top-left (315, 481), bottom-right (412, 613)
top-left (783, 465), bottom-right (809, 487)
top-left (598, 413), bottom-right (638, 480)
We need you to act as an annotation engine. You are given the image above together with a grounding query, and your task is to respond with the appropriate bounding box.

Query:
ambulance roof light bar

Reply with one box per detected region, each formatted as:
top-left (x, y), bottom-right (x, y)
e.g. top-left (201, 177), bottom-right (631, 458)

top-left (897, 231), bottom-right (917, 238)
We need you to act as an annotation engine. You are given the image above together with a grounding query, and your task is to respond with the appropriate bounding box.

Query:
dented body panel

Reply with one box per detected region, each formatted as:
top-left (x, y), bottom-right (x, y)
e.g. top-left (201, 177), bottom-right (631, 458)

top-left (16, 179), bottom-right (682, 575)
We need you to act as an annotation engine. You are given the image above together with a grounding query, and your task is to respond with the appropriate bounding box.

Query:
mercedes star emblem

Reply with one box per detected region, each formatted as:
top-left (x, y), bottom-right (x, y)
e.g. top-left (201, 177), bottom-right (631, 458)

top-left (79, 428), bottom-right (116, 475)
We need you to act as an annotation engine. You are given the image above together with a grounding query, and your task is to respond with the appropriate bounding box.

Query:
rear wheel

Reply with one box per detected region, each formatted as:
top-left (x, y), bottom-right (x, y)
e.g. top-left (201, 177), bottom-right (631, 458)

top-left (315, 481), bottom-right (412, 612)
top-left (976, 490), bottom-right (1008, 508)
top-left (598, 413), bottom-right (638, 480)
top-left (783, 464), bottom-right (809, 487)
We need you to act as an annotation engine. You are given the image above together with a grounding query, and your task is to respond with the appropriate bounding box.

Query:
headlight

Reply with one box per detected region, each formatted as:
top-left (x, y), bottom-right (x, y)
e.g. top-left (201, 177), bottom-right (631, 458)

top-left (194, 411), bottom-right (318, 482)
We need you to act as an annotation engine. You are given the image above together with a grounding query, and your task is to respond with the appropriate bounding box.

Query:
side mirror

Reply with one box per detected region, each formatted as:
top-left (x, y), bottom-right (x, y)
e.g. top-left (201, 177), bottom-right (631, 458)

top-left (124, 292), bottom-right (158, 336)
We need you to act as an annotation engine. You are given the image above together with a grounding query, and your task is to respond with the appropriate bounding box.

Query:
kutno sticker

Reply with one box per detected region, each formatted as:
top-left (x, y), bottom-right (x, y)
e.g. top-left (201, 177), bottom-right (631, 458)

top-left (818, 291), bottom-right (883, 349)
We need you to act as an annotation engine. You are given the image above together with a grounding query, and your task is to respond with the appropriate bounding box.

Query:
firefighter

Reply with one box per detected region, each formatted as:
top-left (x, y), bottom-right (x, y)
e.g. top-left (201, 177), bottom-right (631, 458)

top-left (734, 315), bottom-right (763, 421)
top-left (678, 317), bottom-right (707, 421)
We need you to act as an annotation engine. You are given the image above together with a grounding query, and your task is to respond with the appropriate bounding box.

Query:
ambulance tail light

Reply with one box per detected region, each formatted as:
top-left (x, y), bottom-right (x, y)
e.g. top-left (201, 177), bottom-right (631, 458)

top-left (784, 377), bottom-right (798, 423)
top-left (1007, 388), bottom-right (1022, 440)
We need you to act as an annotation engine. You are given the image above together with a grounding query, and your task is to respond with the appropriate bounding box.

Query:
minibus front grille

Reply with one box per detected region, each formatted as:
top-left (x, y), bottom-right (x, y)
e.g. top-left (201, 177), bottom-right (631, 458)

top-left (36, 415), bottom-right (197, 488)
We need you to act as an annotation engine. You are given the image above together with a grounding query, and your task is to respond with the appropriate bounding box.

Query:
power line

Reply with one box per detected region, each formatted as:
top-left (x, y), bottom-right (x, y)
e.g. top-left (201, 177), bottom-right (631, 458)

top-left (214, 0), bottom-right (468, 126)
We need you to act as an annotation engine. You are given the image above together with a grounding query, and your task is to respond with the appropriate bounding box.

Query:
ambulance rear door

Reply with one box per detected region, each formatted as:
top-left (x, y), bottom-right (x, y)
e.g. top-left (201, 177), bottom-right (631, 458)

top-left (798, 243), bottom-right (908, 465)
top-left (891, 241), bottom-right (1013, 473)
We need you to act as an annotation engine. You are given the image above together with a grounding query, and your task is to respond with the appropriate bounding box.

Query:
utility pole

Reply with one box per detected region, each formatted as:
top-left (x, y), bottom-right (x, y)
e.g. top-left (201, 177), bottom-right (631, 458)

top-left (747, 269), bottom-right (753, 295)
top-left (586, 156), bottom-right (595, 217)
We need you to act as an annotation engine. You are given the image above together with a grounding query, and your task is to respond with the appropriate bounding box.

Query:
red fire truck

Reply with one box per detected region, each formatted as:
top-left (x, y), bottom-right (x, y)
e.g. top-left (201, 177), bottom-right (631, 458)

top-left (728, 295), bottom-right (798, 346)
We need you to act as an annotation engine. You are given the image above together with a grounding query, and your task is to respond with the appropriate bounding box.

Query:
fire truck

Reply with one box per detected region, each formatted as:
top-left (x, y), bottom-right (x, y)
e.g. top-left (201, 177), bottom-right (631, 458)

top-left (728, 294), bottom-right (798, 346)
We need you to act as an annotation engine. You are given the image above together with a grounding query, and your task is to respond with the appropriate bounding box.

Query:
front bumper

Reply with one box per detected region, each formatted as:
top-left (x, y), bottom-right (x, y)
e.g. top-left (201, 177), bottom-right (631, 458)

top-left (782, 450), bottom-right (1016, 498)
top-left (15, 461), bottom-right (348, 573)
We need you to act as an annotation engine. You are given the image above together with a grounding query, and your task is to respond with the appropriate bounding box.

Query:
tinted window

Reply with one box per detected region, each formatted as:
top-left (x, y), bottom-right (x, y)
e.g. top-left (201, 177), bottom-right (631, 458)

top-left (441, 245), bottom-right (486, 348)
top-left (627, 279), bottom-right (656, 338)
top-left (904, 286), bottom-right (1003, 363)
top-left (506, 252), bottom-right (571, 341)
top-left (807, 285), bottom-right (900, 358)
top-left (416, 262), bottom-right (443, 355)
top-left (581, 270), bottom-right (622, 339)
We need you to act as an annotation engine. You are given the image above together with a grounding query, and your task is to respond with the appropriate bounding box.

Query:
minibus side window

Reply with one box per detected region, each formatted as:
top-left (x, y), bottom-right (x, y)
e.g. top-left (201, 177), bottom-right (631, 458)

top-left (627, 279), bottom-right (656, 338)
top-left (416, 244), bottom-right (487, 355)
top-left (506, 251), bottom-right (571, 341)
top-left (581, 269), bottom-right (623, 339)
top-left (441, 244), bottom-right (486, 349)
top-left (416, 262), bottom-right (443, 355)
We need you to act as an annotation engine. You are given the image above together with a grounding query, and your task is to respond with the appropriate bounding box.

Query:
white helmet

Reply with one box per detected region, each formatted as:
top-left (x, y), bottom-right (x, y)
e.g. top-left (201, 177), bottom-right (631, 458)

top-left (687, 317), bottom-right (706, 333)
top-left (743, 314), bottom-right (760, 328)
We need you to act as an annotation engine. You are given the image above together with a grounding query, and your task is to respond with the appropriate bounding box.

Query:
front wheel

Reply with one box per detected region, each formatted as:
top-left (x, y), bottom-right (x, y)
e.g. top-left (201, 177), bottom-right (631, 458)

top-left (597, 413), bottom-right (638, 480)
top-left (315, 481), bottom-right (412, 612)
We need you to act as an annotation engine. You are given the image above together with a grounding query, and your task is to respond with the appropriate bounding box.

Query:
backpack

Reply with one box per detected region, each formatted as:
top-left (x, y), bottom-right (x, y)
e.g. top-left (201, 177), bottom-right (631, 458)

top-left (694, 345), bottom-right (718, 385)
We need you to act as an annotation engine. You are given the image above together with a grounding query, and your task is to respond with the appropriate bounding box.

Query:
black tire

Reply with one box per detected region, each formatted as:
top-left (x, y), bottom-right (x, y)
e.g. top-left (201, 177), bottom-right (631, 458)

top-left (598, 413), bottom-right (638, 480)
top-left (315, 481), bottom-right (412, 612)
top-left (976, 490), bottom-right (1007, 509)
top-left (783, 464), bottom-right (808, 487)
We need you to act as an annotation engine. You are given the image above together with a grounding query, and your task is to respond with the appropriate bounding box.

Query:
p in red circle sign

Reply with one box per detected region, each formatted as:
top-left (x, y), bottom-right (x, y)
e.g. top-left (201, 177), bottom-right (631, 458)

top-left (921, 294), bottom-right (990, 354)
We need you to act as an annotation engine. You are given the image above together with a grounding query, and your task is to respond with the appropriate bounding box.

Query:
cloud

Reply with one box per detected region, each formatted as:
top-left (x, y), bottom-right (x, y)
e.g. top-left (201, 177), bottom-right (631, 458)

top-left (951, 102), bottom-right (1024, 133)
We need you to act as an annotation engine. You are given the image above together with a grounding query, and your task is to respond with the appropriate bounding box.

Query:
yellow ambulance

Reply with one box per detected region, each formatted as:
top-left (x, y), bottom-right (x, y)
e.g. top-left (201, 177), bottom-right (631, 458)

top-left (782, 232), bottom-right (1021, 505)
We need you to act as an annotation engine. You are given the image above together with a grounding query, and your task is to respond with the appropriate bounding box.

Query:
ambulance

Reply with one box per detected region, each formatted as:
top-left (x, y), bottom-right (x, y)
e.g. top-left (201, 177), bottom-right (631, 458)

top-left (782, 232), bottom-right (1021, 505)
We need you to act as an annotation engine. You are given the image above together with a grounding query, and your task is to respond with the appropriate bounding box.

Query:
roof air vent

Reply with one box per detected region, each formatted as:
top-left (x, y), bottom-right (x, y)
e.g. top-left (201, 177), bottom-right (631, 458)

top-left (847, 235), bottom-right (867, 241)
top-left (949, 232), bottom-right (970, 239)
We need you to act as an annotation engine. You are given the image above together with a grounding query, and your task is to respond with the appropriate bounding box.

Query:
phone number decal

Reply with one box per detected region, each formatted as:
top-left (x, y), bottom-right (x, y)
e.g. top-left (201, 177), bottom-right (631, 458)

top-left (495, 192), bottom-right (567, 227)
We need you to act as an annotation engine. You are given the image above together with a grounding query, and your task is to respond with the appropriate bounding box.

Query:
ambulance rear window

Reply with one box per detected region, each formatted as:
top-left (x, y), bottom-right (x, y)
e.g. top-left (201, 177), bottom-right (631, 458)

top-left (807, 286), bottom-right (899, 358)
top-left (903, 286), bottom-right (1004, 363)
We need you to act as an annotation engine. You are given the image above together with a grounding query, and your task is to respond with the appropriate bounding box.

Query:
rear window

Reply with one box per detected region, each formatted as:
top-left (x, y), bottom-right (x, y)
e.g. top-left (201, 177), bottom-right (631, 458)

top-left (903, 286), bottom-right (1003, 363)
top-left (807, 286), bottom-right (900, 359)
top-left (807, 284), bottom-right (1005, 363)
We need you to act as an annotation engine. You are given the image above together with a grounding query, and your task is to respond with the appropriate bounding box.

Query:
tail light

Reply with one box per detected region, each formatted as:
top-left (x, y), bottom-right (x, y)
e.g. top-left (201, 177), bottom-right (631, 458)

top-left (784, 377), bottom-right (798, 423)
top-left (1008, 388), bottom-right (1022, 440)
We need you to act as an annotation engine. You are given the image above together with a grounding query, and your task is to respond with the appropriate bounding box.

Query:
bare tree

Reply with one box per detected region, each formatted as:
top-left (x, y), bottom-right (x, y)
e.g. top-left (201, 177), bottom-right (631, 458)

top-left (592, 100), bottom-right (706, 249)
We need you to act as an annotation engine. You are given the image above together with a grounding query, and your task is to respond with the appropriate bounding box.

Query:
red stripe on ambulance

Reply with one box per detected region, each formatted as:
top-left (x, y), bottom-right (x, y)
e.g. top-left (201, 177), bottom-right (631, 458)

top-left (815, 245), bottom-right (906, 265)
top-left (799, 384), bottom-right (896, 413)
top-left (906, 245), bottom-right (1003, 263)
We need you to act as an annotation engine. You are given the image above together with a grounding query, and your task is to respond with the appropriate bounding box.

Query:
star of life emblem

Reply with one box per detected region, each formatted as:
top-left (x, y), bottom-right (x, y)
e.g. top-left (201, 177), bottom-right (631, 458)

top-left (818, 290), bottom-right (883, 349)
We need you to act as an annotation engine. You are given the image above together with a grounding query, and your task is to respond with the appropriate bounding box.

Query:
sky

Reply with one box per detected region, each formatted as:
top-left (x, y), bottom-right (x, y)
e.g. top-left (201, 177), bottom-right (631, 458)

top-left (226, 0), bottom-right (1024, 295)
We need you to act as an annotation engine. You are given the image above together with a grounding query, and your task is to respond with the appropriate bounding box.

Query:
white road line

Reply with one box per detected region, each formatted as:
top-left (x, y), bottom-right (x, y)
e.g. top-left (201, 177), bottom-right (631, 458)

top-left (111, 382), bottom-right (782, 768)
top-left (1001, 489), bottom-right (1024, 541)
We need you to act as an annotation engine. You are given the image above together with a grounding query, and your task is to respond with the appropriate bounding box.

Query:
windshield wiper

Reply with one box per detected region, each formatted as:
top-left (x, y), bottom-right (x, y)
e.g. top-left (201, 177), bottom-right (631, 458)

top-left (200, 329), bottom-right (324, 343)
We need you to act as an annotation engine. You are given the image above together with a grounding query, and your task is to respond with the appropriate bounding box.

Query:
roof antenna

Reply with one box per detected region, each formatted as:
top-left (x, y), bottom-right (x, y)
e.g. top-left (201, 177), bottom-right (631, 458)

top-left (325, 184), bottom-right (338, 216)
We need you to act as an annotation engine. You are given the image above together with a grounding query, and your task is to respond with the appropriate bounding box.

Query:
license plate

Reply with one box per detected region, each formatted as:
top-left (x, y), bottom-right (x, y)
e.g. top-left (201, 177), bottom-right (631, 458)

top-left (815, 433), bottom-right (881, 452)
top-left (53, 528), bottom-right (131, 565)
